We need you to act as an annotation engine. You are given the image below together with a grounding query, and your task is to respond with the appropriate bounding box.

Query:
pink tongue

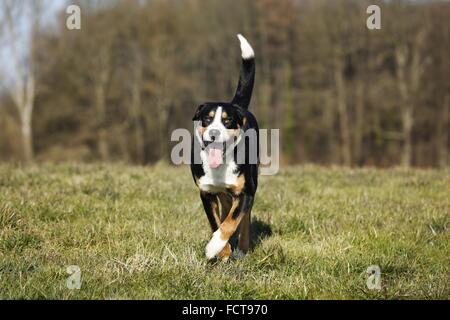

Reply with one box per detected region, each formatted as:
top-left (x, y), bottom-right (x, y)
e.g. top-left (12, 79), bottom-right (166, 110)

top-left (208, 148), bottom-right (223, 168)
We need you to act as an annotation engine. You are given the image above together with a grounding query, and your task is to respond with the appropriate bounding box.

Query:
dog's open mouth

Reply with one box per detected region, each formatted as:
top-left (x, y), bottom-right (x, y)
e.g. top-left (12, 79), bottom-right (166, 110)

top-left (204, 141), bottom-right (225, 169)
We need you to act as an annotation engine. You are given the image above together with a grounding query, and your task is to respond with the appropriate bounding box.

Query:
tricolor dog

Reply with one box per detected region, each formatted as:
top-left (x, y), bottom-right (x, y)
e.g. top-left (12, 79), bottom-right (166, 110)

top-left (191, 34), bottom-right (259, 260)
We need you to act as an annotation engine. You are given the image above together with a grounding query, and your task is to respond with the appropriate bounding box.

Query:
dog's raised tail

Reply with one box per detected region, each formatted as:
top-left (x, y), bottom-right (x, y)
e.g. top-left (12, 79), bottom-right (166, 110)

top-left (231, 34), bottom-right (255, 110)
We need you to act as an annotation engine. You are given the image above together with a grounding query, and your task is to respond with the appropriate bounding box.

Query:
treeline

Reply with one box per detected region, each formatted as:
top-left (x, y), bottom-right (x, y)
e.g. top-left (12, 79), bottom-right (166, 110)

top-left (0, 0), bottom-right (449, 167)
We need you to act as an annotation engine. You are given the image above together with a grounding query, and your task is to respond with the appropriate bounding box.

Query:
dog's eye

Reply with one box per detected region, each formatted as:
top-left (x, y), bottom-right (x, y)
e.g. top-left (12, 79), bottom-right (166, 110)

top-left (203, 116), bottom-right (212, 124)
top-left (223, 118), bottom-right (234, 126)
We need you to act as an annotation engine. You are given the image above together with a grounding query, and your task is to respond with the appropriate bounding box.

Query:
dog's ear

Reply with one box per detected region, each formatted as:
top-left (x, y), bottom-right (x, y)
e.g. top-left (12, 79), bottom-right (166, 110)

top-left (192, 104), bottom-right (205, 121)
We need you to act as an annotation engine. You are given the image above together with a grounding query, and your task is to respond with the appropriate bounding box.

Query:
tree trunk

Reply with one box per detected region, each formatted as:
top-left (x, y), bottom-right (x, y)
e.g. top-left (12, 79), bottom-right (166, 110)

top-left (396, 31), bottom-right (426, 168)
top-left (20, 107), bottom-right (33, 163)
top-left (324, 90), bottom-right (338, 164)
top-left (130, 79), bottom-right (144, 164)
top-left (438, 94), bottom-right (449, 168)
top-left (4, 2), bottom-right (37, 164)
top-left (293, 91), bottom-right (305, 162)
top-left (156, 99), bottom-right (169, 162)
top-left (12, 75), bottom-right (35, 164)
top-left (282, 62), bottom-right (295, 163)
top-left (395, 45), bottom-right (413, 167)
top-left (334, 54), bottom-right (351, 166)
top-left (354, 81), bottom-right (365, 166)
top-left (94, 82), bottom-right (109, 161)
top-left (401, 105), bottom-right (413, 167)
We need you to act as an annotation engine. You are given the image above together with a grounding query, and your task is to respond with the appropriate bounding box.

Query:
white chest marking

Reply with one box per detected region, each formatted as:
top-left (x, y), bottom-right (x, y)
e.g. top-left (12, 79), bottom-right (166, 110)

top-left (198, 150), bottom-right (239, 193)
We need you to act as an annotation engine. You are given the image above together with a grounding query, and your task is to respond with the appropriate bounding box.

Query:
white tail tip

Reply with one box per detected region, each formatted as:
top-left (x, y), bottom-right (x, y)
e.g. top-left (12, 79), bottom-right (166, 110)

top-left (237, 34), bottom-right (254, 60)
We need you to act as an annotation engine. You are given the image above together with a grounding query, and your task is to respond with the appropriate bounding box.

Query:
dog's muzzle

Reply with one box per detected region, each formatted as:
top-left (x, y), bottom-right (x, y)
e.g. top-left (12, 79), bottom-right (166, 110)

top-left (205, 142), bottom-right (224, 169)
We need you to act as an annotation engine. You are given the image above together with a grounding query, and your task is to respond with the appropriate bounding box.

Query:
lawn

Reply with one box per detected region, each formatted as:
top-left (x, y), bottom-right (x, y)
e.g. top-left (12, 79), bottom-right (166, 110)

top-left (0, 164), bottom-right (448, 299)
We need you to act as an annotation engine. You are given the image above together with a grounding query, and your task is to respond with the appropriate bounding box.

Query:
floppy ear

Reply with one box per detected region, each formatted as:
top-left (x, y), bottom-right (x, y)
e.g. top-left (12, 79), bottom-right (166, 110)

top-left (192, 104), bottom-right (205, 121)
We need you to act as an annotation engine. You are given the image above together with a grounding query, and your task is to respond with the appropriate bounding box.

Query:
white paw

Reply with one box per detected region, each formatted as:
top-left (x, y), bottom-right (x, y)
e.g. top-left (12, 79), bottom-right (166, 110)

top-left (205, 230), bottom-right (227, 260)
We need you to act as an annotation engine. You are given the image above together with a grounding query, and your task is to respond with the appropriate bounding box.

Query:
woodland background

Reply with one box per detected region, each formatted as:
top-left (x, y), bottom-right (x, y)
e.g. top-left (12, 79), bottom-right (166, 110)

top-left (0, 0), bottom-right (449, 168)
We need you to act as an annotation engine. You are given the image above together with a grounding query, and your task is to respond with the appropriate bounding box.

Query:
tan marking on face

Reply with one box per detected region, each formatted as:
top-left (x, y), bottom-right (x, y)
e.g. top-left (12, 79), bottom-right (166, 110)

top-left (198, 126), bottom-right (207, 136)
top-left (242, 117), bottom-right (247, 125)
top-left (208, 110), bottom-right (215, 118)
top-left (229, 174), bottom-right (245, 195)
top-left (227, 128), bottom-right (241, 137)
top-left (222, 111), bottom-right (228, 119)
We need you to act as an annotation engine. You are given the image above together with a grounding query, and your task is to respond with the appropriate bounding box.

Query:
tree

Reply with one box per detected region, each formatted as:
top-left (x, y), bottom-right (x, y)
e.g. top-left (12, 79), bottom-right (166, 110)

top-left (1, 0), bottom-right (448, 167)
top-left (391, 4), bottom-right (429, 168)
top-left (323, 1), bottom-right (354, 166)
top-left (394, 33), bottom-right (427, 167)
top-left (0, 0), bottom-right (44, 163)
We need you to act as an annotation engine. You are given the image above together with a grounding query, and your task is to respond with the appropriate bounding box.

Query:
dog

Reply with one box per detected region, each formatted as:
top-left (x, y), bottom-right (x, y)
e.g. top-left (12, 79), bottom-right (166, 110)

top-left (191, 34), bottom-right (259, 261)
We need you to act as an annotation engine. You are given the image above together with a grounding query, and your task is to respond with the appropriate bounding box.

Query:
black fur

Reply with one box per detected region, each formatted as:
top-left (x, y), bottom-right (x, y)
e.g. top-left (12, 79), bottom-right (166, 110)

top-left (231, 58), bottom-right (255, 109)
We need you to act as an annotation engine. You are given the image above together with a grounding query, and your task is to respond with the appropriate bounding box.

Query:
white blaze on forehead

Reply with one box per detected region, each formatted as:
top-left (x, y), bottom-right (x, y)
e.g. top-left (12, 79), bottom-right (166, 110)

top-left (204, 106), bottom-right (230, 143)
top-left (212, 106), bottom-right (223, 125)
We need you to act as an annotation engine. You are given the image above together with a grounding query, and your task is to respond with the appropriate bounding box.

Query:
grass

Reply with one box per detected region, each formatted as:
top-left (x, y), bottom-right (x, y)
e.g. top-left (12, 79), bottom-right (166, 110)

top-left (0, 163), bottom-right (448, 299)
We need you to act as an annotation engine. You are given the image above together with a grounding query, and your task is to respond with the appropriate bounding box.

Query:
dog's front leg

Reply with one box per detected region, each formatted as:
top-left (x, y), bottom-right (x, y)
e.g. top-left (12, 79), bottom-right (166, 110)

top-left (200, 191), bottom-right (221, 232)
top-left (205, 192), bottom-right (254, 260)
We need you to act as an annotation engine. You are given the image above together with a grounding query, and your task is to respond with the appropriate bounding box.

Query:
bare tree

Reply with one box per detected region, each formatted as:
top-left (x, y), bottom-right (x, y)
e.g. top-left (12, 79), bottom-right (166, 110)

top-left (128, 45), bottom-right (145, 163)
top-left (395, 30), bottom-right (427, 167)
top-left (82, 7), bottom-right (116, 161)
top-left (327, 2), bottom-right (353, 167)
top-left (433, 5), bottom-right (450, 168)
top-left (353, 80), bottom-right (365, 166)
top-left (93, 46), bottom-right (112, 161)
top-left (333, 48), bottom-right (352, 166)
top-left (1, 0), bottom-right (43, 163)
top-left (437, 93), bottom-right (449, 168)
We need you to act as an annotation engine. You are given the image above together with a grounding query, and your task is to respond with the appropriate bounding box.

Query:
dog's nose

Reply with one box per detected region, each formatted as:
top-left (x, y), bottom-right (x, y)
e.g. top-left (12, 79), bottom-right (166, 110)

top-left (209, 129), bottom-right (221, 141)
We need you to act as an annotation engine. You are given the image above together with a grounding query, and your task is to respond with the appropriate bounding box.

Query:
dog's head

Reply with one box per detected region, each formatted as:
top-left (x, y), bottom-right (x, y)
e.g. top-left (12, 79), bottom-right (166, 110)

top-left (193, 102), bottom-right (246, 145)
top-left (193, 102), bottom-right (247, 168)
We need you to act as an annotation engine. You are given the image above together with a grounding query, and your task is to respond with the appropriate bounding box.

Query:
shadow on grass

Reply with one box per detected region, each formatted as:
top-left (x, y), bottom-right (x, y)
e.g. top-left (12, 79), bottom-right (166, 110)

top-left (227, 218), bottom-right (272, 252)
top-left (250, 218), bottom-right (272, 250)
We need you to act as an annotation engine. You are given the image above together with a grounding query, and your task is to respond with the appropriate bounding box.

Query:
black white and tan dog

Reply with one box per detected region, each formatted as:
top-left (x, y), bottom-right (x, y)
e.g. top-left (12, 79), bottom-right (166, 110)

top-left (191, 34), bottom-right (259, 260)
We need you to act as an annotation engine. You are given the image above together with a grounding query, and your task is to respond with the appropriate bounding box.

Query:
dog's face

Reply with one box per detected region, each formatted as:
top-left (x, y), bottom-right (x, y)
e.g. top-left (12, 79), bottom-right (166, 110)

top-left (193, 102), bottom-right (245, 146)
top-left (193, 102), bottom-right (246, 168)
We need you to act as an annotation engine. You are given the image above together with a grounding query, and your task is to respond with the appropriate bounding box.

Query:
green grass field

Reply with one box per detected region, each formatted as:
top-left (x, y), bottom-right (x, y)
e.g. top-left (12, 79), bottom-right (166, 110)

top-left (0, 164), bottom-right (448, 299)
